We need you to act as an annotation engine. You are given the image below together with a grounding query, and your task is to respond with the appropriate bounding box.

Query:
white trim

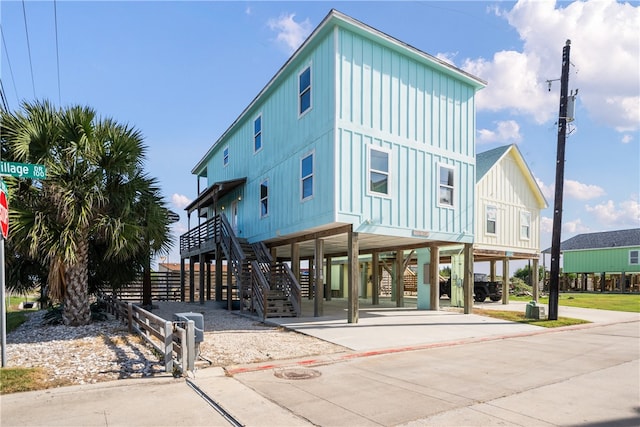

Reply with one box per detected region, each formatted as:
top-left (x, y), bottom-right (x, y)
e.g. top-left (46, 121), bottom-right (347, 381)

top-left (298, 64), bottom-right (313, 118)
top-left (437, 163), bottom-right (455, 209)
top-left (300, 150), bottom-right (315, 202)
top-left (630, 249), bottom-right (639, 265)
top-left (253, 113), bottom-right (263, 153)
top-left (367, 145), bottom-right (392, 198)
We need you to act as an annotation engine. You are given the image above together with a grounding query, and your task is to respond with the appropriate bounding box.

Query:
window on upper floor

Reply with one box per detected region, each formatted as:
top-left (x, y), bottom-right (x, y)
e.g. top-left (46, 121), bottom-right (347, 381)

top-left (486, 205), bottom-right (497, 235)
top-left (254, 114), bottom-right (262, 153)
top-left (369, 147), bottom-right (389, 196)
top-left (223, 146), bottom-right (229, 166)
top-left (630, 250), bottom-right (639, 265)
top-left (520, 211), bottom-right (531, 240)
top-left (260, 179), bottom-right (269, 218)
top-left (299, 66), bottom-right (311, 116)
top-left (438, 165), bottom-right (454, 207)
top-left (301, 152), bottom-right (313, 200)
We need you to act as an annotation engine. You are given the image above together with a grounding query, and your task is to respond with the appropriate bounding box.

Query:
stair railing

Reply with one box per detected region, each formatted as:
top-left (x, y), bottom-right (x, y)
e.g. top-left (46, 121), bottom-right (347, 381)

top-left (250, 260), bottom-right (269, 320)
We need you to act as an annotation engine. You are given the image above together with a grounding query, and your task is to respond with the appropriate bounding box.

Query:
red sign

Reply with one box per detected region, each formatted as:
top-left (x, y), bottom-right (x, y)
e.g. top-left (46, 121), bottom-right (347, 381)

top-left (0, 181), bottom-right (8, 239)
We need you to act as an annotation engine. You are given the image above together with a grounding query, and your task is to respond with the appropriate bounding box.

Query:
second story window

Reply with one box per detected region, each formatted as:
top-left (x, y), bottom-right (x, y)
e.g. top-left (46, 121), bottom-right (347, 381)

top-left (520, 211), bottom-right (531, 240)
top-left (223, 146), bottom-right (229, 166)
top-left (630, 250), bottom-right (639, 265)
top-left (260, 179), bottom-right (269, 217)
top-left (439, 165), bottom-right (454, 207)
top-left (369, 147), bottom-right (389, 195)
top-left (299, 66), bottom-right (311, 116)
top-left (254, 115), bottom-right (262, 152)
top-left (486, 205), bottom-right (497, 235)
top-left (301, 153), bottom-right (313, 200)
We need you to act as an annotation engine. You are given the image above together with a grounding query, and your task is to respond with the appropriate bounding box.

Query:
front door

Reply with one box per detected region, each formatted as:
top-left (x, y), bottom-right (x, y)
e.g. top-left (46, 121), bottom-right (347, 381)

top-left (231, 200), bottom-right (239, 234)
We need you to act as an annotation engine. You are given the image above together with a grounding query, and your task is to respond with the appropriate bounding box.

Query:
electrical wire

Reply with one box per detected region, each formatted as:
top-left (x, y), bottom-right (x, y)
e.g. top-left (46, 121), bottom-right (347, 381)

top-left (53, 0), bottom-right (61, 105)
top-left (21, 0), bottom-right (36, 98)
top-left (0, 25), bottom-right (20, 105)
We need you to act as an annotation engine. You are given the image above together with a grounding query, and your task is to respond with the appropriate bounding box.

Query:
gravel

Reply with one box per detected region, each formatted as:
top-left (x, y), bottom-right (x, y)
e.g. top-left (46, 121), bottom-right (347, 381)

top-left (5, 301), bottom-right (346, 388)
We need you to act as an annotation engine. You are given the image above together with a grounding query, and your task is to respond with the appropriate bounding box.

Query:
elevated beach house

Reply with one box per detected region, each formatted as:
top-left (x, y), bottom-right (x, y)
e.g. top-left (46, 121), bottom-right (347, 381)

top-left (180, 9), bottom-right (486, 322)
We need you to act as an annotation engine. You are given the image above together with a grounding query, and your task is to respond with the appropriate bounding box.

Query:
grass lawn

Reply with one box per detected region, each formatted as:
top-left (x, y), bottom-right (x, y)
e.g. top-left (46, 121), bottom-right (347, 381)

top-left (510, 293), bottom-right (640, 313)
top-left (474, 308), bottom-right (590, 328)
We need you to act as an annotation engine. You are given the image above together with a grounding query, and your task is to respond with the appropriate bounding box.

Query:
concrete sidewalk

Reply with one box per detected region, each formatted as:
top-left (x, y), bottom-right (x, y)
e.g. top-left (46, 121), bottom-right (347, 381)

top-left (2, 300), bottom-right (638, 427)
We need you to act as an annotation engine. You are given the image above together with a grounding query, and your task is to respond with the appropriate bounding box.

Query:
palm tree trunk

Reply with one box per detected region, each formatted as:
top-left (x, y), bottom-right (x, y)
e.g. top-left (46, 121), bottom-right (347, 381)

top-left (63, 236), bottom-right (91, 326)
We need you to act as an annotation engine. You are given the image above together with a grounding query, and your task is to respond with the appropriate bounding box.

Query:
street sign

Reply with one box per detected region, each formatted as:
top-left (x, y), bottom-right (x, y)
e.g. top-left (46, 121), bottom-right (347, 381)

top-left (0, 180), bottom-right (8, 239)
top-left (0, 161), bottom-right (47, 179)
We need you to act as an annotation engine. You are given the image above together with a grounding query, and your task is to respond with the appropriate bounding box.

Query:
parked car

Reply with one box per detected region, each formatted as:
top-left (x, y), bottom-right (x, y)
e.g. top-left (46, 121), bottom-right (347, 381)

top-left (440, 273), bottom-right (502, 302)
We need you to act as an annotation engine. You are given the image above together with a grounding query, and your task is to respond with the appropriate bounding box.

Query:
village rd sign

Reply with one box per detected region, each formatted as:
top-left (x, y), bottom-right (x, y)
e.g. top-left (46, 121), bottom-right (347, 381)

top-left (0, 161), bottom-right (47, 180)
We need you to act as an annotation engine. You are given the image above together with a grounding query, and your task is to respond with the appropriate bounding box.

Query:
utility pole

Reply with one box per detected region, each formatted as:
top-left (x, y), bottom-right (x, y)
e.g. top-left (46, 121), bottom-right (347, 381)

top-left (549, 40), bottom-right (572, 321)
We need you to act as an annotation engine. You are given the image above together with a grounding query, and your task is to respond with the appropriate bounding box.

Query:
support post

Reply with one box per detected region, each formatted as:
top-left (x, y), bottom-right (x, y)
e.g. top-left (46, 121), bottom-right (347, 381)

top-left (372, 252), bottom-right (379, 305)
top-left (326, 255), bottom-right (332, 301)
top-left (227, 260), bottom-right (233, 311)
top-left (502, 258), bottom-right (510, 305)
top-left (348, 231), bottom-right (359, 323)
top-left (180, 257), bottom-right (186, 302)
top-left (291, 243), bottom-right (300, 281)
top-left (463, 243), bottom-right (473, 314)
top-left (314, 238), bottom-right (324, 317)
top-left (395, 250), bottom-right (404, 307)
top-left (199, 254), bottom-right (205, 305)
top-left (189, 257), bottom-right (195, 303)
top-left (430, 245), bottom-right (440, 311)
top-left (532, 257), bottom-right (539, 302)
top-left (215, 247), bottom-right (223, 301)
top-left (206, 260), bottom-right (211, 300)
top-left (549, 40), bottom-right (572, 320)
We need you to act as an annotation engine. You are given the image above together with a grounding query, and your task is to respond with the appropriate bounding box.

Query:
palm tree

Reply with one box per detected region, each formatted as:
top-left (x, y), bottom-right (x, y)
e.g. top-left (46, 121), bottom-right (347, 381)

top-left (1, 100), bottom-right (172, 326)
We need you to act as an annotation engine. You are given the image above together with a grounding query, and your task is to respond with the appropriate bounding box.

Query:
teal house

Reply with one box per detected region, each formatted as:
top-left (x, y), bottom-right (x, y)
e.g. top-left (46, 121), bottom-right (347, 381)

top-left (181, 10), bottom-right (486, 321)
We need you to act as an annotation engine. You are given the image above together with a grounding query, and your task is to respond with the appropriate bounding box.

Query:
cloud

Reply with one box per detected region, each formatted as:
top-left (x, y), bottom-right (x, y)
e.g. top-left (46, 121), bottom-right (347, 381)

top-left (477, 120), bottom-right (522, 144)
top-left (585, 198), bottom-right (640, 228)
top-left (540, 216), bottom-right (554, 233)
top-left (267, 13), bottom-right (313, 54)
top-left (622, 134), bottom-right (633, 144)
top-left (563, 218), bottom-right (590, 234)
top-left (435, 52), bottom-right (457, 66)
top-left (464, 0), bottom-right (640, 131)
top-left (171, 193), bottom-right (191, 209)
top-left (564, 179), bottom-right (605, 200)
top-left (535, 177), bottom-right (555, 200)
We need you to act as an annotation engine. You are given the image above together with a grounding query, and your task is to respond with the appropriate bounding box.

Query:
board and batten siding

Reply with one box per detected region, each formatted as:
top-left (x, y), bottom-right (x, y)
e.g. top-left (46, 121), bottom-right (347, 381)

top-left (563, 247), bottom-right (640, 273)
top-left (204, 32), bottom-right (337, 243)
top-left (475, 153), bottom-right (541, 254)
top-left (335, 27), bottom-right (476, 241)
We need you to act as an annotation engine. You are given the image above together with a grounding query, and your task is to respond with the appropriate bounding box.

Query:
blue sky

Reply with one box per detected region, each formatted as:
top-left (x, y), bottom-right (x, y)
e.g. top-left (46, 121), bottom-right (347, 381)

top-left (1, 1), bottom-right (638, 267)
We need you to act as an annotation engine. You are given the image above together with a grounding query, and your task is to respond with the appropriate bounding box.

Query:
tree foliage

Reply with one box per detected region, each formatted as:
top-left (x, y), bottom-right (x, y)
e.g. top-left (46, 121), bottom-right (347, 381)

top-left (0, 100), bottom-right (173, 325)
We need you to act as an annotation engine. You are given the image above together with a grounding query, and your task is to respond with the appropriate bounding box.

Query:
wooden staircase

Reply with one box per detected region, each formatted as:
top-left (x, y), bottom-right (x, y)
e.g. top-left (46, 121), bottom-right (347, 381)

top-left (265, 290), bottom-right (297, 317)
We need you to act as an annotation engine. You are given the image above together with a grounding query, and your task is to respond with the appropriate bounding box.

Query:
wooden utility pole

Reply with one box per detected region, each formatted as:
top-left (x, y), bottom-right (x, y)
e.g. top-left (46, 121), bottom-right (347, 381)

top-left (549, 40), bottom-right (572, 321)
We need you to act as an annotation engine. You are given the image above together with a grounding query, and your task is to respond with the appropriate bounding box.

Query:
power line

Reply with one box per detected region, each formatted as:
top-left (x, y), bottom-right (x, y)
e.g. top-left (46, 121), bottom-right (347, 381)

top-left (21, 0), bottom-right (36, 98)
top-left (0, 25), bottom-right (20, 105)
top-left (53, 0), bottom-right (61, 105)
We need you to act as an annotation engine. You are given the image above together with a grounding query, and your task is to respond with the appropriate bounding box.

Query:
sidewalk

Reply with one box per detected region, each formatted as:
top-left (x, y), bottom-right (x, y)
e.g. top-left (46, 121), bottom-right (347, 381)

top-left (2, 300), bottom-right (638, 427)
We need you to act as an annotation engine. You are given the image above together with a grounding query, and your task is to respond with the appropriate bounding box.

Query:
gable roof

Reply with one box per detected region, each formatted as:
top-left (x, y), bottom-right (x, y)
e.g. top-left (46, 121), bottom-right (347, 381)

top-left (192, 9), bottom-right (487, 175)
top-left (476, 144), bottom-right (547, 208)
top-left (543, 228), bottom-right (640, 252)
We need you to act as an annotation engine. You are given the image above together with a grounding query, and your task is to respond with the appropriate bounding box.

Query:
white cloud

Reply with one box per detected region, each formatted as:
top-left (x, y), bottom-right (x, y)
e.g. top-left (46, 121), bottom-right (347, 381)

top-left (621, 134), bottom-right (633, 144)
top-left (535, 177), bottom-right (555, 200)
top-left (477, 120), bottom-right (522, 144)
top-left (172, 221), bottom-right (188, 236)
top-left (245, 6), bottom-right (252, 15)
top-left (563, 218), bottom-right (590, 234)
top-left (171, 193), bottom-right (191, 210)
top-left (585, 198), bottom-right (640, 228)
top-left (540, 216), bottom-right (554, 233)
top-left (465, 0), bottom-right (640, 131)
top-left (267, 13), bottom-right (313, 54)
top-left (435, 52), bottom-right (457, 66)
top-left (564, 179), bottom-right (605, 200)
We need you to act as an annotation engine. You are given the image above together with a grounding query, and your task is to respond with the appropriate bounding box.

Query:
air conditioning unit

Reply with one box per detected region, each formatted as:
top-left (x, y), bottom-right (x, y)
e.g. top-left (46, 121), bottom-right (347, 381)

top-left (173, 312), bottom-right (204, 343)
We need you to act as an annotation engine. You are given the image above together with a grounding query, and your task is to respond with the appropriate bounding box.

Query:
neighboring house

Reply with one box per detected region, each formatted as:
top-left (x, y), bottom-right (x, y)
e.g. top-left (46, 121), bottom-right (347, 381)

top-left (181, 9), bottom-right (486, 321)
top-left (543, 229), bottom-right (640, 292)
top-left (474, 144), bottom-right (548, 300)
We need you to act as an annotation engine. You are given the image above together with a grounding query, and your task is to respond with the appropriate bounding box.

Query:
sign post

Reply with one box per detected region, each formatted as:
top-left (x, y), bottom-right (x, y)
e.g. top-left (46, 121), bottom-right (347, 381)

top-left (0, 179), bottom-right (7, 367)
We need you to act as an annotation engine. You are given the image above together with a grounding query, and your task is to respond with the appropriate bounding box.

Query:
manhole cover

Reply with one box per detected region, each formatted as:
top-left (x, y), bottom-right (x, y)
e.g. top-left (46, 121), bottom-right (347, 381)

top-left (274, 368), bottom-right (322, 380)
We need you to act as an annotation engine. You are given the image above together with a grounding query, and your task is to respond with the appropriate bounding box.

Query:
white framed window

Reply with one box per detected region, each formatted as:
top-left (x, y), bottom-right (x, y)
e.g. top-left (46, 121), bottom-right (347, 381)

top-left (253, 114), bottom-right (262, 153)
top-left (486, 205), bottom-right (497, 235)
top-left (368, 147), bottom-right (390, 196)
top-left (298, 66), bottom-right (312, 116)
top-left (223, 146), bottom-right (229, 166)
top-left (260, 179), bottom-right (269, 218)
top-left (520, 211), bottom-right (531, 240)
top-left (301, 152), bottom-right (314, 200)
top-left (630, 250), bottom-right (639, 265)
top-left (438, 165), bottom-right (455, 207)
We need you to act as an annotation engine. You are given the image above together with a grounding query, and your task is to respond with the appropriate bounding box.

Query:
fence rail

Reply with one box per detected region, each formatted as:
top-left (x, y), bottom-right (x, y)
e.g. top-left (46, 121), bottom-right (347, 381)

top-left (101, 295), bottom-right (197, 374)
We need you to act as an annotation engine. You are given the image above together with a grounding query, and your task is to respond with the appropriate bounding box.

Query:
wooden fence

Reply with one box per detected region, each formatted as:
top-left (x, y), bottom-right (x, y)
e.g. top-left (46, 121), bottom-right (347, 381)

top-left (101, 294), bottom-right (196, 374)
